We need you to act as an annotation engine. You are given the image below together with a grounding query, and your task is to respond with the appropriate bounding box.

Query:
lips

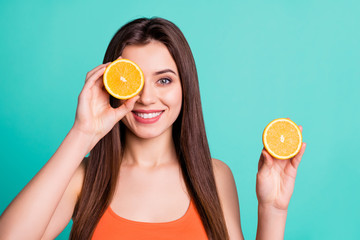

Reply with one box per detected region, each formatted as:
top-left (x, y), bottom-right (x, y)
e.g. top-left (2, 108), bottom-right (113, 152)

top-left (131, 110), bottom-right (164, 124)
top-left (133, 111), bottom-right (162, 119)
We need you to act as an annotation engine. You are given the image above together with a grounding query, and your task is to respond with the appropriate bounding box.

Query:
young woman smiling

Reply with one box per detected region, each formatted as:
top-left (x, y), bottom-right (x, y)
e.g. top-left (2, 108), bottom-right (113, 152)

top-left (0, 18), bottom-right (306, 240)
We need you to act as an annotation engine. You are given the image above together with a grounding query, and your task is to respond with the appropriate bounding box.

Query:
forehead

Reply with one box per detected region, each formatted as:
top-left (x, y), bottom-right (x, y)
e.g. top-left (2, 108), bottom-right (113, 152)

top-left (121, 41), bottom-right (178, 75)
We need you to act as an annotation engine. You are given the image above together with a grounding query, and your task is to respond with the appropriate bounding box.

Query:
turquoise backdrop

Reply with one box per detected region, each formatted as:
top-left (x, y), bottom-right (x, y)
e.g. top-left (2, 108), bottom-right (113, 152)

top-left (1, 0), bottom-right (359, 239)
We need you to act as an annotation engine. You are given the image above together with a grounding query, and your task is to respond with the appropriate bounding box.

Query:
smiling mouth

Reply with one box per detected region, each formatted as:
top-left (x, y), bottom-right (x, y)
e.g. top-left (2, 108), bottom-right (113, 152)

top-left (132, 111), bottom-right (164, 119)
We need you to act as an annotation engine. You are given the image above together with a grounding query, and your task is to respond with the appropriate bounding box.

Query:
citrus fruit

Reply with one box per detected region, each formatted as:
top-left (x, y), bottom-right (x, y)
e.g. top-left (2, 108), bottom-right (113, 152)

top-left (262, 118), bottom-right (302, 160)
top-left (103, 59), bottom-right (144, 99)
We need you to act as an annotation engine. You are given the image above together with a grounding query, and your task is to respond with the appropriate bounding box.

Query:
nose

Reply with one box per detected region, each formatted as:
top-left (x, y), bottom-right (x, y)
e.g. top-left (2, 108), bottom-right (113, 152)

top-left (137, 80), bottom-right (156, 105)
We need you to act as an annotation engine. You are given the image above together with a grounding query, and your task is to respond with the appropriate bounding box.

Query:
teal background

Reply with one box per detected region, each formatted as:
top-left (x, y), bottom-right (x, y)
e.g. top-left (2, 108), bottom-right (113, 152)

top-left (1, 0), bottom-right (359, 239)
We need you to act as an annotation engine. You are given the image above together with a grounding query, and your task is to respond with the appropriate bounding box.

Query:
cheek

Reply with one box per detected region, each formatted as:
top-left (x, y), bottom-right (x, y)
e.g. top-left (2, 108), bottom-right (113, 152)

top-left (120, 110), bottom-right (133, 129)
top-left (164, 85), bottom-right (182, 114)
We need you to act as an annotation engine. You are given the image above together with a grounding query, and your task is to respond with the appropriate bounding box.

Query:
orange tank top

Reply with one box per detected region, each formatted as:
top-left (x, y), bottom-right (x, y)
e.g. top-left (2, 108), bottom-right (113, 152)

top-left (91, 199), bottom-right (208, 240)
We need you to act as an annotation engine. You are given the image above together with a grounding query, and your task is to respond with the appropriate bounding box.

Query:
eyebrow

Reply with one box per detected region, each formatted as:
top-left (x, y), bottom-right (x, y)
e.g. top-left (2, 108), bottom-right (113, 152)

top-left (153, 69), bottom-right (177, 76)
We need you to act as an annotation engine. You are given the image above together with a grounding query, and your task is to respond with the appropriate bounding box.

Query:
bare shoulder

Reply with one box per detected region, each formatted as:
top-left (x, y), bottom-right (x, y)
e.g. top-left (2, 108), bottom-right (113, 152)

top-left (212, 158), bottom-right (239, 192)
top-left (212, 158), bottom-right (237, 200)
top-left (212, 158), bottom-right (233, 177)
top-left (212, 158), bottom-right (244, 239)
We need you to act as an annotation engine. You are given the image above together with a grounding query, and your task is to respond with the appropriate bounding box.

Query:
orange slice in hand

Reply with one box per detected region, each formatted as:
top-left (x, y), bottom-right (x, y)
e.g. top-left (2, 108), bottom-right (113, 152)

top-left (103, 59), bottom-right (144, 99)
top-left (262, 118), bottom-right (302, 159)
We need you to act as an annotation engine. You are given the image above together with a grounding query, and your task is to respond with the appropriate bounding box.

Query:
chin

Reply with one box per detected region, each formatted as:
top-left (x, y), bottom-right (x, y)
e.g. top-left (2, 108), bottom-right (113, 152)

top-left (132, 129), bottom-right (164, 139)
top-left (123, 123), bottom-right (172, 140)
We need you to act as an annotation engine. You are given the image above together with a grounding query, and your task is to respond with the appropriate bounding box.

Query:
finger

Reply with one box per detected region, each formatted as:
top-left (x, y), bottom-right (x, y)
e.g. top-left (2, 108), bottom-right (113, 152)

top-left (117, 56), bottom-right (123, 60)
top-left (287, 117), bottom-right (302, 129)
top-left (85, 62), bottom-right (111, 81)
top-left (262, 149), bottom-right (274, 168)
top-left (258, 148), bottom-right (265, 171)
top-left (291, 142), bottom-right (307, 169)
top-left (83, 65), bottom-right (108, 90)
top-left (298, 125), bottom-right (303, 132)
top-left (94, 74), bottom-right (105, 89)
top-left (85, 62), bottom-right (111, 83)
top-left (114, 95), bottom-right (140, 121)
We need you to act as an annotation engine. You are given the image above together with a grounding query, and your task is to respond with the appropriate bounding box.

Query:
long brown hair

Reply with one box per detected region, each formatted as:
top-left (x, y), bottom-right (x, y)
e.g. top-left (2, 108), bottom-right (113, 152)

top-left (70, 17), bottom-right (229, 240)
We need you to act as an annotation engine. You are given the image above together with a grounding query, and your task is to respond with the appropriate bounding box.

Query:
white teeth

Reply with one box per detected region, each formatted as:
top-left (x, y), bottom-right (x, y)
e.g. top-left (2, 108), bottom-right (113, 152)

top-left (135, 112), bottom-right (162, 119)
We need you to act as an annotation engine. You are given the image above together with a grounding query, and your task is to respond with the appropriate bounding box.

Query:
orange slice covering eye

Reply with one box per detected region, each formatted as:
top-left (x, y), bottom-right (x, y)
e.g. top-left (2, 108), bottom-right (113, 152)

top-left (262, 118), bottom-right (302, 160)
top-left (103, 59), bottom-right (144, 99)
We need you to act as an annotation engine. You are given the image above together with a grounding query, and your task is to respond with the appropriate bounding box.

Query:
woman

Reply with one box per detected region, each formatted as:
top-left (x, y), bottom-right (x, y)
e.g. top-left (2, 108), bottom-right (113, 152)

top-left (0, 17), bottom-right (306, 240)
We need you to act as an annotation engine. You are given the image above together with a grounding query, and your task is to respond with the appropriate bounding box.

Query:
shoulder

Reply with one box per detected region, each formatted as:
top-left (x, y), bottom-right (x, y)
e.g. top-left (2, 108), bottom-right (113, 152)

top-left (212, 158), bottom-right (238, 193)
top-left (212, 158), bottom-right (233, 177)
top-left (212, 158), bottom-right (244, 239)
top-left (211, 158), bottom-right (237, 200)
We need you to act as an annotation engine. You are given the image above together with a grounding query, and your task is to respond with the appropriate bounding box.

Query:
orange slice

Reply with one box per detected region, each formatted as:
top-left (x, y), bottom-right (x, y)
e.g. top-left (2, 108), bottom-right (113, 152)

top-left (103, 59), bottom-right (144, 99)
top-left (262, 118), bottom-right (302, 159)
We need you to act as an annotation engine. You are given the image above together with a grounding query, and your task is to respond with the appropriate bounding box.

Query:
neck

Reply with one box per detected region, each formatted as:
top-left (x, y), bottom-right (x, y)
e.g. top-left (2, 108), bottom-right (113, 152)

top-left (122, 127), bottom-right (178, 168)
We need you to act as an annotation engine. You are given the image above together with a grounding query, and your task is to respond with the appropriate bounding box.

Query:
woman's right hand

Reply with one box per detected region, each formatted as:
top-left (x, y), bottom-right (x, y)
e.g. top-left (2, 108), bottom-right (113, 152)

top-left (0, 63), bottom-right (134, 239)
top-left (72, 62), bottom-right (139, 147)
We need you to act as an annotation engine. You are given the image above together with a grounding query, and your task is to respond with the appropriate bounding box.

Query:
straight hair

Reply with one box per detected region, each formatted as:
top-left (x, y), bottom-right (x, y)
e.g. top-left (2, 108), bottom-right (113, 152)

top-left (70, 17), bottom-right (229, 240)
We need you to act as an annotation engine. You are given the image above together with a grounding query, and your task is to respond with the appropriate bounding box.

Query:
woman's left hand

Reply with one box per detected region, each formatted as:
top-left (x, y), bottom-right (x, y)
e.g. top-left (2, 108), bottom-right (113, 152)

top-left (256, 126), bottom-right (307, 211)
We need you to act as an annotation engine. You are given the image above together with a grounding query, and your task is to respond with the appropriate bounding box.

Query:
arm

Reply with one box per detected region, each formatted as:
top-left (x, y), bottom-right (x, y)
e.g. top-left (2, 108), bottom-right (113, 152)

top-left (212, 158), bottom-right (244, 240)
top-left (256, 204), bottom-right (288, 240)
top-left (0, 128), bottom-right (91, 240)
top-left (0, 62), bottom-right (138, 240)
top-left (256, 125), bottom-right (307, 240)
top-left (40, 155), bottom-right (85, 240)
